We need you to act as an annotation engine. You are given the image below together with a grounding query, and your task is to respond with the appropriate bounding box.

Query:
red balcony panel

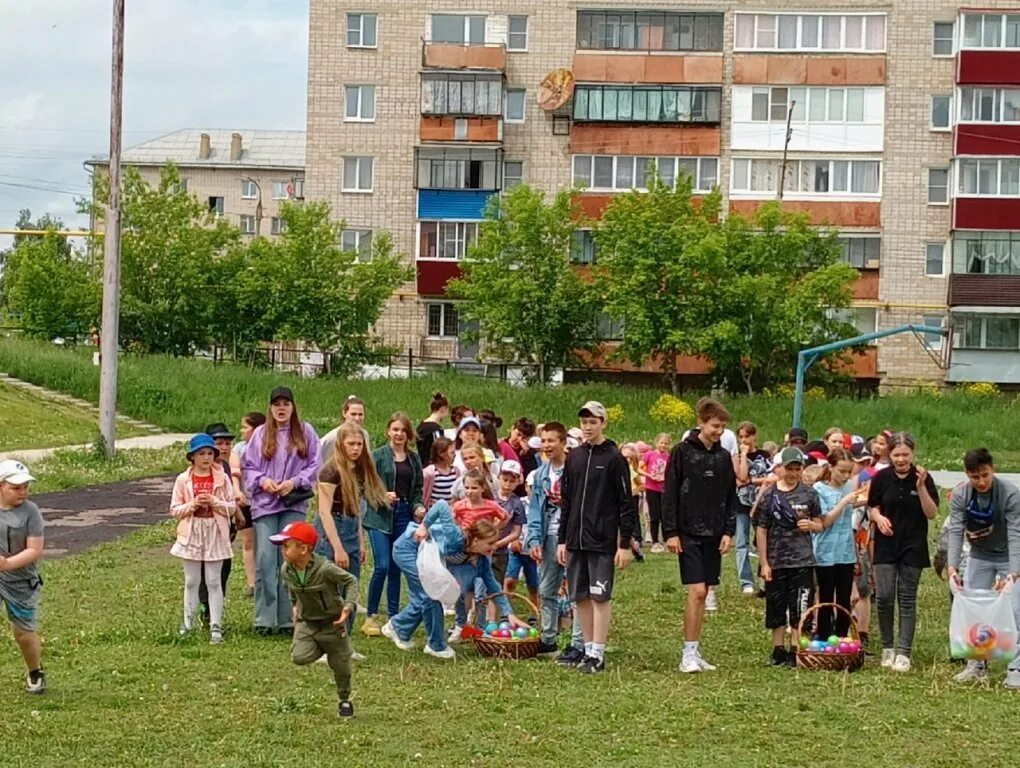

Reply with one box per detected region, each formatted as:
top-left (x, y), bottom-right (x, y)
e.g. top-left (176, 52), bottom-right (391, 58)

top-left (574, 192), bottom-right (707, 221)
top-left (571, 53), bottom-right (723, 84)
top-left (569, 124), bottom-right (720, 156)
top-left (416, 260), bottom-right (463, 296)
top-left (949, 273), bottom-right (1020, 307)
top-left (733, 55), bottom-right (885, 85)
top-left (420, 116), bottom-right (501, 142)
top-left (848, 347), bottom-right (878, 378)
top-left (730, 199), bottom-right (881, 227)
top-left (853, 269), bottom-right (879, 301)
top-left (955, 124), bottom-right (1020, 156)
top-left (954, 197), bottom-right (1020, 230)
top-left (958, 51), bottom-right (1020, 85)
top-left (423, 43), bottom-right (506, 71)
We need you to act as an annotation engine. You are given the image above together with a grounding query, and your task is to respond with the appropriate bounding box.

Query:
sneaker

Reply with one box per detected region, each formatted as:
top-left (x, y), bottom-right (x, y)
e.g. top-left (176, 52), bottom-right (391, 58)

top-left (316, 654), bottom-right (329, 664)
top-left (577, 656), bottom-right (605, 674)
top-left (210, 625), bottom-right (224, 645)
top-left (954, 660), bottom-right (987, 683)
top-left (338, 700), bottom-right (355, 718)
top-left (650, 543), bottom-right (665, 554)
top-left (742, 585), bottom-right (756, 596)
top-left (351, 651), bottom-right (366, 662)
top-left (680, 653), bottom-right (702, 674)
top-left (442, 605), bottom-right (455, 617)
top-left (1004, 670), bottom-right (1020, 689)
top-left (25, 670), bottom-right (46, 694)
top-left (705, 589), bottom-right (718, 613)
top-left (556, 646), bottom-right (585, 667)
top-left (695, 653), bottom-right (717, 672)
top-left (447, 625), bottom-right (465, 644)
top-left (361, 616), bottom-right (382, 637)
top-left (784, 653), bottom-right (798, 669)
top-left (891, 654), bottom-right (912, 673)
top-left (880, 649), bottom-right (895, 668)
top-left (178, 623), bottom-right (191, 638)
top-left (536, 641), bottom-right (560, 658)
top-left (770, 647), bottom-right (788, 666)
top-left (424, 644), bottom-right (456, 660)
top-left (380, 621), bottom-right (414, 651)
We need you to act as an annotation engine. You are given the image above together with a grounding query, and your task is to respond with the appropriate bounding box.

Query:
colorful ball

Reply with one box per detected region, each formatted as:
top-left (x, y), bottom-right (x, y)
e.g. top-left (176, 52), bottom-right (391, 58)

top-left (485, 622), bottom-right (498, 633)
top-left (827, 635), bottom-right (840, 647)
top-left (514, 627), bottom-right (530, 639)
top-left (799, 636), bottom-right (810, 650)
top-left (848, 641), bottom-right (861, 654)
top-left (528, 628), bottom-right (540, 638)
top-left (499, 621), bottom-right (511, 631)
top-left (968, 623), bottom-right (998, 659)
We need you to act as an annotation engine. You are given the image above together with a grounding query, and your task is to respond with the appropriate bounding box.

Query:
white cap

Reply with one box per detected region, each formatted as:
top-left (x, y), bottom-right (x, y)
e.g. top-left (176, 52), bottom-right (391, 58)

top-left (566, 437), bottom-right (580, 449)
top-left (527, 436), bottom-right (542, 451)
top-left (0, 459), bottom-right (35, 485)
top-left (499, 459), bottom-right (523, 477)
top-left (567, 427), bottom-right (583, 440)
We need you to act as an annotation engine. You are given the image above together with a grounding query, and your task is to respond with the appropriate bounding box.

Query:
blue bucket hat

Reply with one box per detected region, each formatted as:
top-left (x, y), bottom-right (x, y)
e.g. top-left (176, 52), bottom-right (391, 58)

top-left (186, 433), bottom-right (219, 459)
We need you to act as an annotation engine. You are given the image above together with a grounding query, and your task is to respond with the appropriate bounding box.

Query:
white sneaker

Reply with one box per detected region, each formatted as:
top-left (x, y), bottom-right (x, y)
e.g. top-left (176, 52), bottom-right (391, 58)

top-left (695, 653), bottom-right (717, 671)
top-left (891, 654), bottom-right (911, 673)
top-left (651, 543), bottom-right (665, 554)
top-left (705, 589), bottom-right (718, 613)
top-left (1003, 670), bottom-right (1020, 689)
top-left (351, 651), bottom-right (366, 662)
top-left (679, 653), bottom-right (702, 674)
top-left (381, 621), bottom-right (414, 651)
top-left (880, 649), bottom-right (895, 668)
top-left (443, 605), bottom-right (455, 617)
top-left (448, 625), bottom-right (465, 644)
top-left (424, 644), bottom-right (456, 660)
top-left (741, 585), bottom-right (755, 596)
top-left (954, 660), bottom-right (987, 683)
top-left (315, 654), bottom-right (329, 664)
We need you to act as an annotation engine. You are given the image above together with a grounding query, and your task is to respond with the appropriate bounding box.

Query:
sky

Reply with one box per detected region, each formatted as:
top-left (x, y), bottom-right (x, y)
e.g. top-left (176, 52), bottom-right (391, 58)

top-left (0, 0), bottom-right (308, 245)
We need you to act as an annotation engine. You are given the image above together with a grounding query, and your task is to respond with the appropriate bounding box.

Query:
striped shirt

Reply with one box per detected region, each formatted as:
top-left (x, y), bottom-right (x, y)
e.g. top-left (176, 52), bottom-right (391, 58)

top-left (431, 469), bottom-right (459, 503)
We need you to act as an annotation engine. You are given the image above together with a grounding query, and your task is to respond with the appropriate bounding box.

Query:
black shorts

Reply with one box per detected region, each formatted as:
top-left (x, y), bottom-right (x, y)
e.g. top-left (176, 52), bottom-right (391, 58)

top-left (678, 534), bottom-right (722, 586)
top-left (765, 566), bottom-right (814, 630)
top-left (490, 550), bottom-right (508, 585)
top-left (566, 550), bottom-right (615, 602)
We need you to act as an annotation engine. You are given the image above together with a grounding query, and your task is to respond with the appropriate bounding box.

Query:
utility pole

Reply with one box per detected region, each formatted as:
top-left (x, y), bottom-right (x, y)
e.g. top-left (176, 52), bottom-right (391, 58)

top-left (99, 0), bottom-right (125, 457)
top-left (777, 100), bottom-right (795, 201)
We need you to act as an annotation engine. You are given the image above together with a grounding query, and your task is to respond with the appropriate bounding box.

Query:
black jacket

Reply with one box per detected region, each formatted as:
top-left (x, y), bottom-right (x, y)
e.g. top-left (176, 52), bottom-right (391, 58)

top-left (662, 430), bottom-right (737, 539)
top-left (557, 439), bottom-right (634, 553)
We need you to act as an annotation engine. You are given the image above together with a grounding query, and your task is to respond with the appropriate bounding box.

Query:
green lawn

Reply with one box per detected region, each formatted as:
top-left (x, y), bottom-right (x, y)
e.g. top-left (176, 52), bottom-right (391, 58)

top-left (27, 444), bottom-right (184, 494)
top-left (0, 520), bottom-right (1012, 768)
top-left (0, 381), bottom-right (145, 451)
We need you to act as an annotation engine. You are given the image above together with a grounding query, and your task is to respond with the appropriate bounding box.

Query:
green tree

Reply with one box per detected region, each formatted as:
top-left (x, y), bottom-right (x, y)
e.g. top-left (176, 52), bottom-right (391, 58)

top-left (448, 184), bottom-right (598, 384)
top-left (704, 201), bottom-right (859, 394)
top-left (234, 201), bottom-right (409, 375)
top-left (594, 174), bottom-right (725, 394)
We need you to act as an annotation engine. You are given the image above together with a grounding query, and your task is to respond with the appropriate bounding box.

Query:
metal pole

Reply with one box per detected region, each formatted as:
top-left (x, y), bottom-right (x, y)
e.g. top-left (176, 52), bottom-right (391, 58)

top-left (99, 0), bottom-right (125, 458)
top-left (792, 352), bottom-right (808, 428)
top-left (777, 101), bottom-right (795, 201)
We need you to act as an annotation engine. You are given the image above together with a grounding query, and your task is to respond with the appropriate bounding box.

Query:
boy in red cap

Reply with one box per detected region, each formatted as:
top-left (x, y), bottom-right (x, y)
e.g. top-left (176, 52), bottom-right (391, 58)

top-left (272, 521), bottom-right (358, 718)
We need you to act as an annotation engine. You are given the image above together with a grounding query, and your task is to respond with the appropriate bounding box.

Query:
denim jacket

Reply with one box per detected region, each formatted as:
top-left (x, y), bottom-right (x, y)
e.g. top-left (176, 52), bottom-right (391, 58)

top-left (525, 460), bottom-right (559, 550)
top-left (420, 500), bottom-right (466, 558)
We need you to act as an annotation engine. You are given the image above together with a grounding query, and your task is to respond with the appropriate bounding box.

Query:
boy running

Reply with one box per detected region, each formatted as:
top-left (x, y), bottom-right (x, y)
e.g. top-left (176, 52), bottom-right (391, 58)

top-left (663, 398), bottom-right (737, 673)
top-left (556, 401), bottom-right (635, 673)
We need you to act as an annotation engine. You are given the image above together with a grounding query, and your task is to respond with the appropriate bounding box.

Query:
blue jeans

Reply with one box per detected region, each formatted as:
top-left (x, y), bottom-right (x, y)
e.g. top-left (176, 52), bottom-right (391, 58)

top-left (253, 509), bottom-right (305, 630)
top-left (734, 507), bottom-right (754, 590)
top-left (507, 550), bottom-right (539, 590)
top-left (538, 533), bottom-right (583, 648)
top-left (367, 501), bottom-right (412, 616)
top-left (314, 514), bottom-right (361, 634)
top-left (389, 532), bottom-right (447, 652)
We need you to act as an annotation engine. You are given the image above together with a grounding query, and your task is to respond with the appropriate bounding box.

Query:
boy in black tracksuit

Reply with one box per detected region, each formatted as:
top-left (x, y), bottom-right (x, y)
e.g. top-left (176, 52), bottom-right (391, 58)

top-left (662, 397), bottom-right (737, 673)
top-left (557, 400), bottom-right (635, 674)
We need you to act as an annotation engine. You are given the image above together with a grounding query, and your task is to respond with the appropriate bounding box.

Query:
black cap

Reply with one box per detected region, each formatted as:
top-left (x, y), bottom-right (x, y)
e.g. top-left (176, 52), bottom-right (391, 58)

top-left (204, 422), bottom-right (235, 440)
top-left (269, 386), bottom-right (294, 404)
top-left (851, 443), bottom-right (874, 462)
top-left (788, 427), bottom-right (808, 444)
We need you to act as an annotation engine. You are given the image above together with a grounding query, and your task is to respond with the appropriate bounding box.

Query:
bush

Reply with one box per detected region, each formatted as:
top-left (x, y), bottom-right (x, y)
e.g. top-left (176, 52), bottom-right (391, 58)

top-left (962, 382), bottom-right (1001, 399)
top-left (605, 404), bottom-right (625, 424)
top-left (649, 394), bottom-right (695, 428)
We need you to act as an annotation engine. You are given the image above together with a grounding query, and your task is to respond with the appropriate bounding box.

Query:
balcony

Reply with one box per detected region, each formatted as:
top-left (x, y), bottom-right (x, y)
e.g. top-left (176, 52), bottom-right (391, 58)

top-left (949, 273), bottom-right (1020, 307)
top-left (955, 124), bottom-right (1020, 156)
top-left (732, 55), bottom-right (886, 86)
top-left (958, 50), bottom-right (1020, 86)
top-left (416, 260), bottom-right (463, 296)
top-left (954, 197), bottom-right (1020, 230)
top-left (414, 147), bottom-right (503, 190)
top-left (571, 53), bottom-right (722, 84)
top-left (572, 85), bottom-right (721, 125)
top-left (423, 42), bottom-right (506, 71)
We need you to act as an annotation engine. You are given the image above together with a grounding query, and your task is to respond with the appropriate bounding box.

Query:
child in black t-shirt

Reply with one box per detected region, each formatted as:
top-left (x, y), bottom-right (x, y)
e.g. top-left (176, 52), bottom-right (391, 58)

top-left (757, 447), bottom-right (823, 667)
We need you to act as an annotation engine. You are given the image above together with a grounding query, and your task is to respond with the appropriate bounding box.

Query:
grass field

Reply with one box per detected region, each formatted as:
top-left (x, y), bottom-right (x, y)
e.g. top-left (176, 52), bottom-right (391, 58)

top-left (0, 337), bottom-right (1018, 471)
top-left (0, 519), bottom-right (1012, 768)
top-left (26, 444), bottom-right (183, 494)
top-left (0, 381), bottom-right (144, 451)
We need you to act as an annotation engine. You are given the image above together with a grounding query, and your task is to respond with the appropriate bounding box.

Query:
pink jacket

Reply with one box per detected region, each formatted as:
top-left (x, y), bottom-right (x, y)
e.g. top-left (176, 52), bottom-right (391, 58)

top-left (422, 464), bottom-right (462, 508)
top-left (169, 465), bottom-right (236, 546)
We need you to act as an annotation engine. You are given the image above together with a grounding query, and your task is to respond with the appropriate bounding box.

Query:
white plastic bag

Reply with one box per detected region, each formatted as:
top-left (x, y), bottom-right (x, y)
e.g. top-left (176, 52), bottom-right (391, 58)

top-left (417, 538), bottom-right (461, 605)
top-left (949, 580), bottom-right (1018, 661)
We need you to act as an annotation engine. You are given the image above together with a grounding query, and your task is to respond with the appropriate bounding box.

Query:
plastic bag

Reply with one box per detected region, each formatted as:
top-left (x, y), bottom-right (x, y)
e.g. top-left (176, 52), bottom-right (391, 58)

top-left (949, 580), bottom-right (1018, 661)
top-left (417, 538), bottom-right (461, 605)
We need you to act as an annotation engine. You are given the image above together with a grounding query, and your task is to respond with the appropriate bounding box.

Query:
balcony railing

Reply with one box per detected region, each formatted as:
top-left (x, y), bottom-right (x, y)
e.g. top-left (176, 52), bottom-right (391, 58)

top-left (414, 147), bottom-right (503, 190)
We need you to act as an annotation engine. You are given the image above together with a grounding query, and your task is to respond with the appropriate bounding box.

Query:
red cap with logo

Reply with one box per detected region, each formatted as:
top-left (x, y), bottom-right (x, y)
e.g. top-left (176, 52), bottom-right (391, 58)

top-left (269, 521), bottom-right (318, 548)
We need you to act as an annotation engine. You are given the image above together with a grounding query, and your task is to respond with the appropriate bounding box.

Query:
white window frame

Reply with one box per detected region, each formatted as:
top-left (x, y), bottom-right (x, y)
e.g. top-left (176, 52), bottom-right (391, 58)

top-left (505, 88), bottom-right (526, 123)
top-left (418, 221), bottom-right (479, 260)
top-left (748, 86), bottom-right (875, 125)
top-left (271, 181), bottom-right (290, 200)
top-left (503, 160), bottom-right (523, 189)
top-left (927, 167), bottom-right (950, 205)
top-left (239, 214), bottom-right (256, 235)
top-left (347, 13), bottom-right (378, 49)
top-left (341, 228), bottom-right (373, 262)
top-left (430, 14), bottom-right (485, 45)
top-left (958, 87), bottom-right (1020, 124)
top-left (830, 306), bottom-right (878, 336)
top-left (933, 21), bottom-right (955, 56)
top-left (930, 94), bottom-right (952, 131)
top-left (734, 12), bottom-right (886, 53)
top-left (241, 179), bottom-right (258, 199)
top-left (960, 13), bottom-right (1020, 50)
top-left (925, 242), bottom-right (946, 277)
top-left (730, 158), bottom-right (881, 198)
top-left (507, 16), bottom-right (528, 51)
top-left (572, 155), bottom-right (718, 193)
top-left (957, 314), bottom-right (1020, 351)
top-left (426, 302), bottom-right (459, 339)
top-left (345, 84), bottom-right (376, 122)
top-left (571, 229), bottom-right (597, 264)
top-left (957, 157), bottom-right (1020, 198)
top-left (270, 216), bottom-right (287, 236)
top-left (342, 156), bottom-right (374, 193)
top-left (837, 235), bottom-right (881, 268)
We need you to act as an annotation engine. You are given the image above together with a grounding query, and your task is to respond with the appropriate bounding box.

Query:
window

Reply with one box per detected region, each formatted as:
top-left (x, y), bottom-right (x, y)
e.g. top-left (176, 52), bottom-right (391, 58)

top-left (345, 85), bottom-right (375, 121)
top-left (831, 307), bottom-right (877, 336)
top-left (505, 89), bottom-right (525, 122)
top-left (208, 196), bottom-right (224, 215)
top-left (927, 168), bottom-right (949, 204)
top-left (574, 85), bottom-right (721, 124)
top-left (954, 232), bottom-right (1020, 275)
top-left (573, 155), bottom-right (718, 193)
top-left (958, 158), bottom-right (1020, 197)
top-left (571, 230), bottom-right (597, 264)
top-left (958, 314), bottom-right (1020, 349)
top-left (961, 13), bottom-right (1020, 49)
top-left (241, 180), bottom-right (257, 199)
top-left (930, 95), bottom-right (951, 130)
top-left (416, 152), bottom-right (500, 190)
top-left (838, 236), bottom-right (881, 268)
top-left (427, 303), bottom-right (459, 338)
top-left (734, 13), bottom-right (886, 52)
top-left (239, 215), bottom-right (256, 235)
top-left (347, 13), bottom-right (377, 48)
top-left (925, 243), bottom-right (945, 276)
top-left (270, 217), bottom-right (287, 235)
top-left (577, 11), bottom-right (722, 51)
top-left (342, 156), bottom-right (374, 192)
top-left (747, 86), bottom-right (875, 124)
top-left (271, 181), bottom-right (290, 200)
top-left (959, 87), bottom-right (1020, 124)
top-left (419, 221), bottom-right (479, 259)
top-left (596, 313), bottom-right (625, 340)
top-left (503, 161), bottom-right (523, 189)
top-left (431, 14), bottom-right (484, 44)
top-left (341, 228), bottom-right (373, 262)
top-left (421, 73), bottom-right (502, 116)
top-left (731, 158), bottom-right (880, 196)
top-left (508, 16), bottom-right (528, 50)
top-left (921, 315), bottom-right (945, 350)
top-left (933, 22), bottom-right (954, 55)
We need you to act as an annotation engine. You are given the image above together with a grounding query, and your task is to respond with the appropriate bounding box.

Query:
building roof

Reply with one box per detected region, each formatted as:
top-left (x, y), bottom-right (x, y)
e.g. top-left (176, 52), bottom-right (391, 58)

top-left (88, 129), bottom-right (305, 170)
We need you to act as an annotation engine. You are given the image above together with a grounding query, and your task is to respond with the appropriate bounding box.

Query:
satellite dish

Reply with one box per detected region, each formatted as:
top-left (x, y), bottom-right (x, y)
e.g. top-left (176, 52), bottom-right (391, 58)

top-left (537, 69), bottom-right (575, 111)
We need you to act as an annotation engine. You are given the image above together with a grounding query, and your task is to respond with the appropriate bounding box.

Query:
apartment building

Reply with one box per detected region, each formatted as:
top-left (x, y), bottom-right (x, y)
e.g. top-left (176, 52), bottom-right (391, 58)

top-left (306, 2), bottom-right (1020, 387)
top-left (87, 130), bottom-right (306, 241)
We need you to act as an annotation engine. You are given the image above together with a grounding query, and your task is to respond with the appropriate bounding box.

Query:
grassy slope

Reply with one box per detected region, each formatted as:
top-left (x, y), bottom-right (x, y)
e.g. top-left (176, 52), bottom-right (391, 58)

top-left (27, 444), bottom-right (184, 494)
top-left (0, 521), bottom-right (1012, 768)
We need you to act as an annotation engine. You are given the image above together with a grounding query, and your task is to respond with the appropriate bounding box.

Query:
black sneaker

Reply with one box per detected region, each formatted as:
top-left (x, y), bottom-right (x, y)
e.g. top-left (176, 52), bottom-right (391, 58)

top-left (769, 647), bottom-right (788, 666)
top-left (577, 656), bottom-right (605, 674)
top-left (25, 669), bottom-right (46, 694)
top-left (536, 641), bottom-right (560, 658)
top-left (784, 652), bottom-right (798, 669)
top-left (338, 700), bottom-right (355, 718)
top-left (556, 646), bottom-right (585, 667)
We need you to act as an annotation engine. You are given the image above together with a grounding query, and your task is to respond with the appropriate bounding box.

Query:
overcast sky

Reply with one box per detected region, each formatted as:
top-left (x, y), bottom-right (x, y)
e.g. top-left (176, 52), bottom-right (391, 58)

top-left (0, 0), bottom-right (307, 244)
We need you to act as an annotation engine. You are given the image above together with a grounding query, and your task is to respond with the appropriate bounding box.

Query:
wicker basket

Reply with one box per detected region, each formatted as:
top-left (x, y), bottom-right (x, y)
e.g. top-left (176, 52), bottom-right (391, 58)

top-left (795, 602), bottom-right (866, 672)
top-left (471, 591), bottom-right (541, 660)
